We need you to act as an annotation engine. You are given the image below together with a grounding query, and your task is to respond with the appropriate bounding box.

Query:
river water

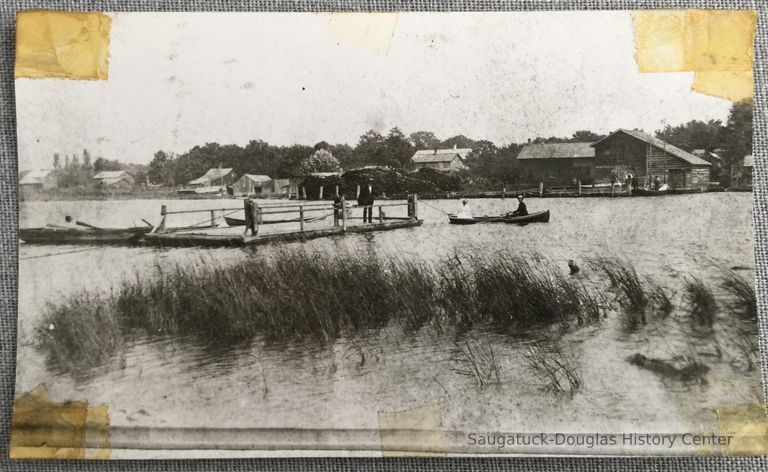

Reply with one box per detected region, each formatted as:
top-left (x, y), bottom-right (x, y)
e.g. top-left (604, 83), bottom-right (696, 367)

top-left (15, 193), bottom-right (763, 455)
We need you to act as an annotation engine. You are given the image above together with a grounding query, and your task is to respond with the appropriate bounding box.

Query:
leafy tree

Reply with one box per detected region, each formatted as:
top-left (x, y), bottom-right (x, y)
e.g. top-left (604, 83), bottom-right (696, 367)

top-left (655, 120), bottom-right (724, 152)
top-left (148, 150), bottom-right (176, 185)
top-left (408, 131), bottom-right (441, 150)
top-left (93, 157), bottom-right (123, 173)
top-left (721, 103), bottom-right (752, 165)
top-left (384, 127), bottom-right (415, 168)
top-left (571, 130), bottom-right (605, 142)
top-left (440, 135), bottom-right (476, 149)
top-left (355, 130), bottom-right (387, 167)
top-left (298, 149), bottom-right (342, 175)
top-left (52, 153), bottom-right (60, 170)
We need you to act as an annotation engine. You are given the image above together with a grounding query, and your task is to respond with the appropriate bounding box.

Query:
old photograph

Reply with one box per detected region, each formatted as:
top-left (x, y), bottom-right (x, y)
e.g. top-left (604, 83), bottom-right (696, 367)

top-left (12, 10), bottom-right (763, 458)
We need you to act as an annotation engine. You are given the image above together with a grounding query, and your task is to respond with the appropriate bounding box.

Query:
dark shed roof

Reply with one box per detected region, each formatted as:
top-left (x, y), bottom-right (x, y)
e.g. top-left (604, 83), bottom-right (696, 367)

top-left (516, 142), bottom-right (595, 160)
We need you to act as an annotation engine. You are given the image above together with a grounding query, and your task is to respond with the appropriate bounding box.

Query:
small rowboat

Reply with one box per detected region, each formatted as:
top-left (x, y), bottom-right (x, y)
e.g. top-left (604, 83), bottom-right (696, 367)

top-left (19, 226), bottom-right (153, 245)
top-left (448, 209), bottom-right (550, 225)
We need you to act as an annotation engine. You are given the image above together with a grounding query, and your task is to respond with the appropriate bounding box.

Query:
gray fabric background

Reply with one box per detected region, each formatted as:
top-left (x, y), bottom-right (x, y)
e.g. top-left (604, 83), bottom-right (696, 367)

top-left (1, 0), bottom-right (766, 469)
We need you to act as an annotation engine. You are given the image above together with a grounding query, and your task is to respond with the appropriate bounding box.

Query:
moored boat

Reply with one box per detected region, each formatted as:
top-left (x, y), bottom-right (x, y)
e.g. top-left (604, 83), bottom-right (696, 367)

top-left (448, 209), bottom-right (550, 225)
top-left (19, 226), bottom-right (152, 245)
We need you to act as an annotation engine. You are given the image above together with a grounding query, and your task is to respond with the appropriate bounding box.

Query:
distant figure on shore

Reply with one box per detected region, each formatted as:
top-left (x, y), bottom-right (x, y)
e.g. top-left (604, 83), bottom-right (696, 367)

top-left (509, 194), bottom-right (528, 217)
top-left (456, 199), bottom-right (473, 219)
top-left (358, 178), bottom-right (374, 223)
top-left (631, 175), bottom-right (639, 190)
top-left (653, 176), bottom-right (661, 190)
top-left (568, 260), bottom-right (580, 275)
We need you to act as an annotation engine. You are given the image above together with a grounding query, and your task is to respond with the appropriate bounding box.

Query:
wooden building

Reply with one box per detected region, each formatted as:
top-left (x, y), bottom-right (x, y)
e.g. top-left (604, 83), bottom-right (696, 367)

top-left (19, 169), bottom-right (57, 191)
top-left (731, 154), bottom-right (753, 188)
top-left (517, 142), bottom-right (595, 184)
top-left (188, 168), bottom-right (236, 187)
top-left (591, 129), bottom-right (711, 189)
top-left (411, 146), bottom-right (470, 172)
top-left (233, 174), bottom-right (272, 196)
top-left (93, 170), bottom-right (135, 189)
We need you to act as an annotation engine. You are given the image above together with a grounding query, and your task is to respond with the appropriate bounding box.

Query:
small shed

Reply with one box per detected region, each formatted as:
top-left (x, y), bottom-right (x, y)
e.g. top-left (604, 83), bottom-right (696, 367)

top-left (411, 146), bottom-right (471, 172)
top-left (93, 170), bottom-right (135, 188)
top-left (188, 168), bottom-right (236, 187)
top-left (233, 174), bottom-right (272, 195)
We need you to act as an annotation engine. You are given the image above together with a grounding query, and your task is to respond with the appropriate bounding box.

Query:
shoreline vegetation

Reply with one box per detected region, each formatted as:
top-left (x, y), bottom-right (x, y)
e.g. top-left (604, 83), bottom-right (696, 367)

top-left (37, 250), bottom-right (758, 393)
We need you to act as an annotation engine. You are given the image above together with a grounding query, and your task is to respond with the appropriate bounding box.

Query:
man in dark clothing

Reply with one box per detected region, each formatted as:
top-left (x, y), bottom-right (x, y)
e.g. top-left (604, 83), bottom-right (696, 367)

top-left (510, 194), bottom-right (528, 217)
top-left (357, 179), bottom-right (374, 223)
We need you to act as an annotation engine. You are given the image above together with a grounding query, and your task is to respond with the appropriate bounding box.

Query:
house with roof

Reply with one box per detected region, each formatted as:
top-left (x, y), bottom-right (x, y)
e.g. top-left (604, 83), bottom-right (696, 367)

top-left (591, 129), bottom-right (712, 189)
top-left (731, 154), bottom-right (753, 189)
top-left (93, 170), bottom-right (135, 188)
top-left (188, 168), bottom-right (236, 187)
top-left (19, 169), bottom-right (57, 191)
top-left (411, 146), bottom-right (471, 172)
top-left (233, 174), bottom-right (272, 196)
top-left (516, 142), bottom-right (596, 184)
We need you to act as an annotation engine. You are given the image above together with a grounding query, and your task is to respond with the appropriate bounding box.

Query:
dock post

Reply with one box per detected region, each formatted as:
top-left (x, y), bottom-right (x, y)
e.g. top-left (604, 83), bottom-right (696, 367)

top-left (335, 185), bottom-right (339, 197)
top-left (578, 180), bottom-right (582, 197)
top-left (502, 185), bottom-right (506, 199)
top-left (539, 182), bottom-right (544, 198)
top-left (159, 205), bottom-right (167, 232)
top-left (611, 185), bottom-right (615, 197)
top-left (319, 185), bottom-right (324, 200)
top-left (341, 196), bottom-right (347, 231)
top-left (378, 205), bottom-right (383, 223)
top-left (301, 186), bottom-right (307, 200)
top-left (299, 206), bottom-right (305, 232)
top-left (210, 210), bottom-right (216, 227)
top-left (356, 184), bottom-right (360, 199)
top-left (243, 199), bottom-right (255, 235)
top-left (252, 203), bottom-right (260, 235)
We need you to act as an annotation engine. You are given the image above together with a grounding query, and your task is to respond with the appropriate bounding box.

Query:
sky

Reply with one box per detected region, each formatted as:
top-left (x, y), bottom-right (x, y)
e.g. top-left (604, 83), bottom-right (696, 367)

top-left (15, 11), bottom-right (733, 171)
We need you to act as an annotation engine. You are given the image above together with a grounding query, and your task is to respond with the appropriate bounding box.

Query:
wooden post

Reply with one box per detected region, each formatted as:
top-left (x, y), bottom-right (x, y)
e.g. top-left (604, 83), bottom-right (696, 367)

top-left (611, 184), bottom-right (615, 197)
top-left (502, 185), bottom-right (506, 199)
top-left (356, 184), bottom-right (360, 199)
top-left (335, 185), bottom-right (339, 197)
top-left (159, 205), bottom-right (167, 232)
top-left (340, 197), bottom-right (347, 231)
top-left (319, 185), bottom-right (324, 200)
top-left (577, 180), bottom-right (582, 197)
top-left (299, 206), bottom-right (305, 231)
top-left (301, 186), bottom-right (307, 200)
top-left (628, 181), bottom-right (632, 196)
top-left (539, 182), bottom-right (544, 198)
top-left (413, 194), bottom-right (419, 220)
top-left (378, 206), bottom-right (383, 223)
top-left (210, 210), bottom-right (216, 227)
top-left (252, 203), bottom-right (260, 235)
top-left (407, 195), bottom-right (414, 219)
top-left (243, 199), bottom-right (254, 235)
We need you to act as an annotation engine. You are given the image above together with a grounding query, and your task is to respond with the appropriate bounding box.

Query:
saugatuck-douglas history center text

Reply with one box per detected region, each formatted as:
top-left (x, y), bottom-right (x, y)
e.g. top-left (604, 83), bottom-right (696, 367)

top-left (466, 433), bottom-right (735, 449)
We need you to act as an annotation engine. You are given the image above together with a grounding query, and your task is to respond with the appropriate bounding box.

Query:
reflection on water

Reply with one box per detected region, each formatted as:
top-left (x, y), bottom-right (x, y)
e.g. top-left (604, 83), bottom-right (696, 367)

top-left (16, 194), bottom-right (762, 435)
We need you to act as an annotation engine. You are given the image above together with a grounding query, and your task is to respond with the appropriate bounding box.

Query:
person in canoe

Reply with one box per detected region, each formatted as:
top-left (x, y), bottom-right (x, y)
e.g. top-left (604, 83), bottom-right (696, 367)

top-left (456, 199), bottom-right (473, 219)
top-left (507, 194), bottom-right (528, 217)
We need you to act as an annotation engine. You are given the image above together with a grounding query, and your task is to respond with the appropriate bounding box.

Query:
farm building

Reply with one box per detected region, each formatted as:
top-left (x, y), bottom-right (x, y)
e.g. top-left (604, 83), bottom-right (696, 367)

top-left (517, 142), bottom-right (595, 184)
top-left (269, 178), bottom-right (291, 196)
top-left (591, 129), bottom-right (711, 189)
top-left (731, 154), bottom-right (753, 188)
top-left (93, 170), bottom-right (135, 188)
top-left (411, 146), bottom-right (471, 172)
top-left (19, 169), bottom-right (57, 191)
top-left (233, 174), bottom-right (272, 195)
top-left (188, 168), bottom-right (236, 187)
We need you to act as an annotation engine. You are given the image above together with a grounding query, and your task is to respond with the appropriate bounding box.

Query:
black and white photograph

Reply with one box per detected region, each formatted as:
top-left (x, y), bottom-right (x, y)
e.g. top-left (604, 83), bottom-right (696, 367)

top-left (11, 10), bottom-right (763, 458)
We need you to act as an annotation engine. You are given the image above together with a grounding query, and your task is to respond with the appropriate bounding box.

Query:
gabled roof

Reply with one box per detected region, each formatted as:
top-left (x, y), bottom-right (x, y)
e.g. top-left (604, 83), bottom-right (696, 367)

top-left (189, 168), bottom-right (234, 185)
top-left (743, 155), bottom-right (754, 167)
top-left (516, 142), bottom-right (595, 160)
top-left (238, 174), bottom-right (272, 183)
top-left (412, 148), bottom-right (472, 163)
top-left (93, 170), bottom-right (131, 179)
top-left (592, 129), bottom-right (712, 166)
top-left (100, 177), bottom-right (131, 186)
top-left (19, 169), bottom-right (54, 184)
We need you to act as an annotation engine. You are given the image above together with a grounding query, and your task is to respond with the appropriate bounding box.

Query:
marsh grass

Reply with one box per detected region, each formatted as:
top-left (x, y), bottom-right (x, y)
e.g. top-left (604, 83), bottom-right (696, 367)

top-left (718, 269), bottom-right (757, 320)
top-left (523, 341), bottom-right (583, 395)
top-left (449, 336), bottom-right (501, 387)
top-left (684, 277), bottom-right (718, 328)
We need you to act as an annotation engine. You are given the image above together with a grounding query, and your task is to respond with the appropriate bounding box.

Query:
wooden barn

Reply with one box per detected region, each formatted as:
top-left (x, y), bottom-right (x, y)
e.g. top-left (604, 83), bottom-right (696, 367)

top-left (591, 129), bottom-right (711, 189)
top-left (233, 174), bottom-right (272, 195)
top-left (516, 142), bottom-right (595, 184)
top-left (93, 170), bottom-right (135, 189)
top-left (188, 168), bottom-right (236, 187)
top-left (411, 146), bottom-right (471, 172)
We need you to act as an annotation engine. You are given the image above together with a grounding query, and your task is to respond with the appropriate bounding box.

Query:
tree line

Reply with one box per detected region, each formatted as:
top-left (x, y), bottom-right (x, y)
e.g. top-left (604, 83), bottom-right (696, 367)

top-left (49, 103), bottom-right (752, 188)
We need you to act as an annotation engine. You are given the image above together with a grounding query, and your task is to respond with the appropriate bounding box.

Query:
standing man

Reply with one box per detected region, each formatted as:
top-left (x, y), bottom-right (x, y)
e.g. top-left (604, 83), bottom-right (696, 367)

top-left (357, 178), bottom-right (374, 223)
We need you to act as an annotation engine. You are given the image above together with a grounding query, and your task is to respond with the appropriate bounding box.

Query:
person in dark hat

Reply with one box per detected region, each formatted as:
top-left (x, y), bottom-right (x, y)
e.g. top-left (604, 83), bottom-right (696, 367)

top-left (357, 178), bottom-right (375, 223)
top-left (509, 194), bottom-right (528, 217)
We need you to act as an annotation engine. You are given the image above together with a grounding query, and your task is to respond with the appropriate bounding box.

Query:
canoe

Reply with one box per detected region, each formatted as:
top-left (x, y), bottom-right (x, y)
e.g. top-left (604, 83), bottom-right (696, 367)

top-left (448, 209), bottom-right (550, 225)
top-left (19, 226), bottom-right (152, 245)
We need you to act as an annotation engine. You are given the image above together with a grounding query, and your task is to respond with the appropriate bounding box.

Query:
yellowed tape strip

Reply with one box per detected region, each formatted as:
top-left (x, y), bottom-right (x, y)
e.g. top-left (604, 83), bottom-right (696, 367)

top-left (378, 404), bottom-right (446, 456)
top-left (15, 10), bottom-right (112, 80)
top-left (632, 9), bottom-right (756, 102)
top-left (716, 403), bottom-right (768, 456)
top-left (327, 13), bottom-right (399, 56)
top-left (10, 384), bottom-right (110, 459)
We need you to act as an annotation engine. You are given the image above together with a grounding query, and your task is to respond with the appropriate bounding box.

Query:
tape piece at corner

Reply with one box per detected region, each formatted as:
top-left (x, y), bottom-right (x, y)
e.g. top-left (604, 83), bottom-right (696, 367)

top-left (15, 10), bottom-right (112, 80)
top-left (716, 403), bottom-right (768, 456)
top-left (10, 384), bottom-right (111, 459)
top-left (632, 10), bottom-right (756, 103)
top-left (378, 404), bottom-right (446, 456)
top-left (327, 13), bottom-right (399, 56)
